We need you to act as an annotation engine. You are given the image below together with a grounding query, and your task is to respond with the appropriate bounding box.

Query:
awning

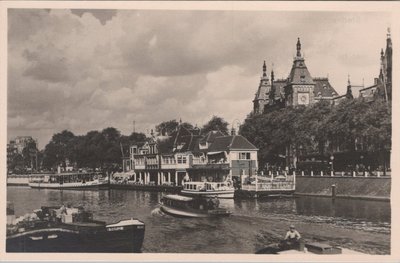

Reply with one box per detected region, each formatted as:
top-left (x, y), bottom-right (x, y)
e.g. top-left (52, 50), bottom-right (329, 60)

top-left (207, 151), bottom-right (225, 155)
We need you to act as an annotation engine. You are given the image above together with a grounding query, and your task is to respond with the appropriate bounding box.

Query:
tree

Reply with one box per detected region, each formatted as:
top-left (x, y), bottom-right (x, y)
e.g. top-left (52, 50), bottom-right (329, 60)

top-left (22, 140), bottom-right (38, 170)
top-left (240, 98), bottom-right (391, 172)
top-left (201, 116), bottom-right (229, 135)
top-left (42, 130), bottom-right (76, 169)
top-left (156, 120), bottom-right (193, 136)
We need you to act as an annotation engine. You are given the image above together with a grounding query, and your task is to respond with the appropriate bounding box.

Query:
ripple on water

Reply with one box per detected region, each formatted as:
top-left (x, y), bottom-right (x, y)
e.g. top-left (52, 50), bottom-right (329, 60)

top-left (6, 187), bottom-right (391, 254)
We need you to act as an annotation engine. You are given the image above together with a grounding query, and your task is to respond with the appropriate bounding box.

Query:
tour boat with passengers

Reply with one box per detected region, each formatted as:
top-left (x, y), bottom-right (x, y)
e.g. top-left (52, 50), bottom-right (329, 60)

top-left (28, 172), bottom-right (109, 190)
top-left (181, 180), bottom-right (235, 199)
top-left (159, 194), bottom-right (232, 218)
top-left (6, 202), bottom-right (145, 253)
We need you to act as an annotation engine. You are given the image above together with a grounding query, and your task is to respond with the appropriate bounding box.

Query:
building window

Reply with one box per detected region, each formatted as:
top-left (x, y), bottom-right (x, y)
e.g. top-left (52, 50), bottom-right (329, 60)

top-left (239, 152), bottom-right (251, 160)
top-left (177, 156), bottom-right (187, 164)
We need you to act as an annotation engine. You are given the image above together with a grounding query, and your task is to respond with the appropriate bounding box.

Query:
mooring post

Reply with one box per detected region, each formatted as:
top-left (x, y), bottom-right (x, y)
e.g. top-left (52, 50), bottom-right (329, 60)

top-left (301, 171), bottom-right (304, 177)
top-left (311, 171), bottom-right (314, 177)
top-left (331, 184), bottom-right (336, 199)
top-left (320, 171), bottom-right (323, 177)
top-left (377, 171), bottom-right (381, 177)
top-left (352, 171), bottom-right (356, 177)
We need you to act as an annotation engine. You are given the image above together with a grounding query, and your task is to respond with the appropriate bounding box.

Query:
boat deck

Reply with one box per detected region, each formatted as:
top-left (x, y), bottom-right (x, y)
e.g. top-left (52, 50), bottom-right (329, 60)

top-left (278, 248), bottom-right (366, 255)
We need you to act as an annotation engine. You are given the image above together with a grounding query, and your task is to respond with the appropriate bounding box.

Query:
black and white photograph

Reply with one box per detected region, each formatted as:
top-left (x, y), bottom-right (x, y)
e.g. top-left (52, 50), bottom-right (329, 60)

top-left (1, 1), bottom-right (399, 261)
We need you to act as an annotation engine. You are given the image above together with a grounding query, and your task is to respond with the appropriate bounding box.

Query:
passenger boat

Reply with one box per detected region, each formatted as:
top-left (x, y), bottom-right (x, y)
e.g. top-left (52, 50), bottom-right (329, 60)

top-left (28, 172), bottom-right (109, 190)
top-left (159, 194), bottom-right (232, 218)
top-left (6, 202), bottom-right (145, 253)
top-left (181, 181), bottom-right (235, 199)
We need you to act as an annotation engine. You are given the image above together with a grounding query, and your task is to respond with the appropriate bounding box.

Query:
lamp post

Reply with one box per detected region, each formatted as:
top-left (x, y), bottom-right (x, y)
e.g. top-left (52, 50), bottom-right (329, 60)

top-left (330, 155), bottom-right (334, 172)
top-left (360, 155), bottom-right (364, 176)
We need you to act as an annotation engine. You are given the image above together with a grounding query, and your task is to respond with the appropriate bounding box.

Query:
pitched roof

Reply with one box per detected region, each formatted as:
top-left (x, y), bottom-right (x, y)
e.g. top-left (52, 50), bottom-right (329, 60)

top-left (287, 58), bottom-right (315, 85)
top-left (313, 78), bottom-right (339, 98)
top-left (271, 79), bottom-right (287, 100)
top-left (199, 130), bottom-right (226, 144)
top-left (208, 135), bottom-right (257, 152)
top-left (254, 77), bottom-right (271, 101)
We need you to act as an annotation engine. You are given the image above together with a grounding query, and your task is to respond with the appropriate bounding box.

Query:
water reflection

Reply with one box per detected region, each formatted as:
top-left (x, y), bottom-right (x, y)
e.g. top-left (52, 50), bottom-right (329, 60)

top-left (7, 187), bottom-right (390, 225)
top-left (294, 196), bottom-right (390, 223)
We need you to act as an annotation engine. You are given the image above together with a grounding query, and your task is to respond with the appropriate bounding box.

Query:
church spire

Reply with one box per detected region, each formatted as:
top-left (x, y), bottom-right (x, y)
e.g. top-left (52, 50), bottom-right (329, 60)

top-left (262, 60), bottom-right (267, 77)
top-left (269, 68), bottom-right (275, 104)
top-left (296, 37), bottom-right (302, 57)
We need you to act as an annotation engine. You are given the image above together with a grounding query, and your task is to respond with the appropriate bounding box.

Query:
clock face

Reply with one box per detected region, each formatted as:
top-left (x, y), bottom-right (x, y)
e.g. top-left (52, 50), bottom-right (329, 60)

top-left (297, 93), bottom-right (309, 105)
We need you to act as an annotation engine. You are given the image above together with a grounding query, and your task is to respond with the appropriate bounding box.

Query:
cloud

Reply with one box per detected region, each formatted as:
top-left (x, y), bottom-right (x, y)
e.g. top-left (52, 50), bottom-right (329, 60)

top-left (7, 9), bottom-right (391, 148)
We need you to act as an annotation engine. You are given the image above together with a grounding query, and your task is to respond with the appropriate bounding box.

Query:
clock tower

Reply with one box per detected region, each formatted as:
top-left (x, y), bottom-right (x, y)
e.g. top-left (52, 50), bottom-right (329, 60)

top-left (284, 38), bottom-right (315, 106)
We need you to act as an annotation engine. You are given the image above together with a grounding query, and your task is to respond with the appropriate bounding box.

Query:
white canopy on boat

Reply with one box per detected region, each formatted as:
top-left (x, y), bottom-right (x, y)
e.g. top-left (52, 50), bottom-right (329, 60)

top-left (164, 194), bottom-right (193, 202)
top-left (112, 172), bottom-right (134, 179)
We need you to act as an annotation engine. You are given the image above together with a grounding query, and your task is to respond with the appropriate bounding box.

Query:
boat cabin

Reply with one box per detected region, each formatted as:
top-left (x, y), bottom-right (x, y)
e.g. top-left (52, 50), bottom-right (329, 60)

top-left (162, 195), bottom-right (220, 211)
top-left (29, 173), bottom-right (100, 184)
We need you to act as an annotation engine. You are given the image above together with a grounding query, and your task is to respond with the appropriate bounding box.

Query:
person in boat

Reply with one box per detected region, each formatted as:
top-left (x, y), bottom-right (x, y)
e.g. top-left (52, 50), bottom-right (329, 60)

top-left (280, 225), bottom-right (302, 250)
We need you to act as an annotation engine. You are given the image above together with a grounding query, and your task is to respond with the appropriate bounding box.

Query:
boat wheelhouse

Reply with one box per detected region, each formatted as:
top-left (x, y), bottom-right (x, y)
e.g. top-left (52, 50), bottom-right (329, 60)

top-left (28, 172), bottom-right (108, 190)
top-left (159, 194), bottom-right (232, 218)
top-left (181, 181), bottom-right (235, 199)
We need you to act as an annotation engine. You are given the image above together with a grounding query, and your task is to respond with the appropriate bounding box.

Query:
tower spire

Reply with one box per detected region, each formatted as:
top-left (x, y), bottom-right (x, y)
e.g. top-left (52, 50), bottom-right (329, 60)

top-left (296, 37), bottom-right (302, 57)
top-left (262, 60), bottom-right (267, 77)
top-left (346, 74), bottom-right (353, 99)
top-left (269, 67), bottom-right (275, 104)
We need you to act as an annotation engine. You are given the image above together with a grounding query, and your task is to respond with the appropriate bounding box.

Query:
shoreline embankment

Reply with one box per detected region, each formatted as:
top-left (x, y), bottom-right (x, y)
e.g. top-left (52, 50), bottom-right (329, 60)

top-left (294, 176), bottom-right (391, 202)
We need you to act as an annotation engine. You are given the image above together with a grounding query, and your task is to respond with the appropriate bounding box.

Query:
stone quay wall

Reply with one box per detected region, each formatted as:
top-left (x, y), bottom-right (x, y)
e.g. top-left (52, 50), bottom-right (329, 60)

top-left (295, 176), bottom-right (391, 201)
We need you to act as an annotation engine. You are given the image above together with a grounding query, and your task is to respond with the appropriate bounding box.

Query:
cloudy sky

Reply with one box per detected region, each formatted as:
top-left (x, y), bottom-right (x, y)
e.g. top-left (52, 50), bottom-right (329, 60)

top-left (8, 9), bottom-right (391, 148)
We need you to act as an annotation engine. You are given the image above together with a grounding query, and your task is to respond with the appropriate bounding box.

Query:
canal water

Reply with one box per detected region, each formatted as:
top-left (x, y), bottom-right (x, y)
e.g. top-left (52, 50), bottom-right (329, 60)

top-left (7, 186), bottom-right (390, 254)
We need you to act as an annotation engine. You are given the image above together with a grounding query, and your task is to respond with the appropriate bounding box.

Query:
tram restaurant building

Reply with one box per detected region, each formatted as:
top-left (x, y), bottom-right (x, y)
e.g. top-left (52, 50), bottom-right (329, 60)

top-left (122, 126), bottom-right (258, 185)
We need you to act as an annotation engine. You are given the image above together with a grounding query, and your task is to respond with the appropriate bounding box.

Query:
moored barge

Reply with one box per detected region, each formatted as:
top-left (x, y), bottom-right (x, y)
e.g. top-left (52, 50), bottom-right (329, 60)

top-left (6, 203), bottom-right (145, 253)
top-left (28, 172), bottom-right (108, 190)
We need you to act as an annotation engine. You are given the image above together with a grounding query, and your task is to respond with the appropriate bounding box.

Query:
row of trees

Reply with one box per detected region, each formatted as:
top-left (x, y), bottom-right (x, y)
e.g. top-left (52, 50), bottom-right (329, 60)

top-left (239, 98), bottom-right (391, 171)
top-left (155, 116), bottom-right (230, 136)
top-left (42, 128), bottom-right (147, 170)
top-left (40, 115), bottom-right (230, 171)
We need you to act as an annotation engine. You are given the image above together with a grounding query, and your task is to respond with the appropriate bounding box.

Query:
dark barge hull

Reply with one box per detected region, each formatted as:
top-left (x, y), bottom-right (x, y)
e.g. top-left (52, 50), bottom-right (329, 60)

top-left (6, 225), bottom-right (145, 253)
top-left (29, 184), bottom-right (109, 190)
top-left (234, 189), bottom-right (295, 198)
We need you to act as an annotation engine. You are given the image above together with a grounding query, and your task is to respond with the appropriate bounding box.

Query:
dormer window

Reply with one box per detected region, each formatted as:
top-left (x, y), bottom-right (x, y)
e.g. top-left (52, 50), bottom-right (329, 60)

top-left (300, 75), bottom-right (305, 82)
top-left (177, 143), bottom-right (185, 150)
top-left (317, 92), bottom-right (322, 97)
